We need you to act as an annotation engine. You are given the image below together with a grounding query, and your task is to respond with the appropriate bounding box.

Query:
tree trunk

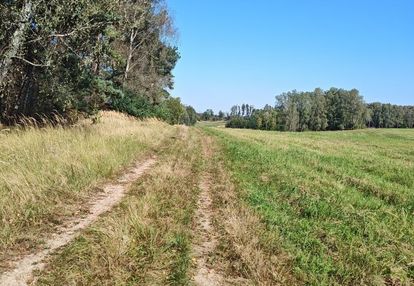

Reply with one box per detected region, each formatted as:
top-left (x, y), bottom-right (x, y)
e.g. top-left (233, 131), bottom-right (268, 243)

top-left (123, 29), bottom-right (136, 83)
top-left (92, 34), bottom-right (102, 76)
top-left (0, 0), bottom-right (33, 89)
top-left (20, 46), bottom-right (36, 116)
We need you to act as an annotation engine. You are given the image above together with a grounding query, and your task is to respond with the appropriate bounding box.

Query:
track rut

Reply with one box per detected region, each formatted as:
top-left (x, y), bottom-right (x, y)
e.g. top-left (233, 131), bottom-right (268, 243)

top-left (0, 157), bottom-right (156, 286)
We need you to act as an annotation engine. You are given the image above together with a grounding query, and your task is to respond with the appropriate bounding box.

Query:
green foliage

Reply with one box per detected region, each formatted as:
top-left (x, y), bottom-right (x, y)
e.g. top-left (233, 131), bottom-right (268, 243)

top-left (367, 103), bottom-right (414, 128)
top-left (324, 88), bottom-right (367, 130)
top-left (227, 88), bottom-right (413, 132)
top-left (276, 88), bottom-right (367, 131)
top-left (184, 106), bottom-right (197, 126)
top-left (159, 97), bottom-right (186, 125)
top-left (199, 109), bottom-right (227, 122)
top-left (0, 0), bottom-right (181, 125)
top-left (201, 109), bottom-right (214, 120)
top-left (226, 104), bottom-right (278, 130)
top-left (0, 0), bottom-right (119, 122)
top-left (110, 91), bottom-right (196, 126)
top-left (110, 89), bottom-right (156, 119)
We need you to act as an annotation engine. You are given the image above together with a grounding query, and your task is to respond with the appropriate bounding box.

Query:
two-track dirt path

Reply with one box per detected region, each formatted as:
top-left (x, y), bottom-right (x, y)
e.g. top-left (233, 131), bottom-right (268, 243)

top-left (0, 157), bottom-right (156, 286)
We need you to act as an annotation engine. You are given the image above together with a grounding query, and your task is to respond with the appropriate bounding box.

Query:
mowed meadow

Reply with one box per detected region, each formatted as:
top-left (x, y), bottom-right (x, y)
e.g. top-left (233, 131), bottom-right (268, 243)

top-left (207, 127), bottom-right (414, 285)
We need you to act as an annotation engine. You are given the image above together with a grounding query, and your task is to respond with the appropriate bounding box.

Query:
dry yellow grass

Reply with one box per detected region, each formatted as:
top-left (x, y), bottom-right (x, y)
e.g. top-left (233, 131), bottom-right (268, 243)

top-left (0, 111), bottom-right (175, 264)
top-left (34, 127), bottom-right (202, 285)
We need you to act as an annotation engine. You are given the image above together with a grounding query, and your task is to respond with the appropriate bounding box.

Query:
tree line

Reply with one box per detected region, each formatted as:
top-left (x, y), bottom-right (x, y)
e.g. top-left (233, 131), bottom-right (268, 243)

top-left (226, 88), bottom-right (414, 131)
top-left (199, 109), bottom-right (226, 121)
top-left (0, 0), bottom-right (195, 125)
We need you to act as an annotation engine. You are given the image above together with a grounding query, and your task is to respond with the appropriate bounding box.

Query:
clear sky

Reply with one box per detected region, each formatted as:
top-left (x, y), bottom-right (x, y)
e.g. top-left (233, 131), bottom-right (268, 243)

top-left (167, 0), bottom-right (414, 113)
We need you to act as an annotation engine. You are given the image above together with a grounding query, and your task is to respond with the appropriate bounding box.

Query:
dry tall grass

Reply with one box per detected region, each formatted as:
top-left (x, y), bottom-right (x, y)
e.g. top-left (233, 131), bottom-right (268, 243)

top-left (0, 111), bottom-right (175, 263)
top-left (35, 127), bottom-right (202, 285)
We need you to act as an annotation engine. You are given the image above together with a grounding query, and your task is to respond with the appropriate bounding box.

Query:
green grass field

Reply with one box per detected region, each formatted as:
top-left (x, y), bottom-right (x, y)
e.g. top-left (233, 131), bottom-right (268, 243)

top-left (207, 127), bottom-right (414, 285)
top-left (196, 120), bottom-right (226, 128)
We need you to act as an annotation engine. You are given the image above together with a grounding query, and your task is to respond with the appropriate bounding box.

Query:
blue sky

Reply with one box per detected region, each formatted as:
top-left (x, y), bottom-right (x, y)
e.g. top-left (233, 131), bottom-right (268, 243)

top-left (167, 0), bottom-right (414, 113)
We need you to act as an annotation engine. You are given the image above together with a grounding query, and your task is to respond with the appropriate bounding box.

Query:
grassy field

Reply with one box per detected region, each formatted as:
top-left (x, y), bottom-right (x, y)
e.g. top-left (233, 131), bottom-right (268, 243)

top-left (22, 127), bottom-right (290, 285)
top-left (206, 127), bottom-right (414, 285)
top-left (2, 117), bottom-right (414, 285)
top-left (0, 112), bottom-right (175, 264)
top-left (196, 120), bottom-right (226, 128)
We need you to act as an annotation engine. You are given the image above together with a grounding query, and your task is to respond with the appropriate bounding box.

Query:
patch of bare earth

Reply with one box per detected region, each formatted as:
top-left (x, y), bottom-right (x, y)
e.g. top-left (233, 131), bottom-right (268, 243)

top-left (192, 136), bottom-right (224, 286)
top-left (0, 157), bottom-right (156, 286)
top-left (193, 136), bottom-right (253, 285)
top-left (193, 175), bottom-right (224, 285)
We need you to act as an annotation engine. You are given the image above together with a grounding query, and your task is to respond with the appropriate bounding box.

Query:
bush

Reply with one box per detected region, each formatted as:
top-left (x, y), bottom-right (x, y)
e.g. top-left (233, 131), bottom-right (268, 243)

top-left (109, 90), bottom-right (197, 126)
top-left (110, 90), bottom-right (156, 119)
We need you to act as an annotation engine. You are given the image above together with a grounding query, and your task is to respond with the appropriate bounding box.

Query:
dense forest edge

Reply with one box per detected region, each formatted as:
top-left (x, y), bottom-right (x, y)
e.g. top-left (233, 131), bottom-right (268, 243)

top-left (224, 88), bottom-right (414, 131)
top-left (0, 0), bottom-right (197, 126)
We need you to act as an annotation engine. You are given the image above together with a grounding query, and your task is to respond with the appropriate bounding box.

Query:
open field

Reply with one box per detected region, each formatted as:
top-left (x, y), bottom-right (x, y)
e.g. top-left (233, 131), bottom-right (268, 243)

top-left (1, 118), bottom-right (414, 285)
top-left (206, 127), bottom-right (414, 285)
top-left (196, 121), bottom-right (226, 128)
top-left (22, 127), bottom-right (277, 285)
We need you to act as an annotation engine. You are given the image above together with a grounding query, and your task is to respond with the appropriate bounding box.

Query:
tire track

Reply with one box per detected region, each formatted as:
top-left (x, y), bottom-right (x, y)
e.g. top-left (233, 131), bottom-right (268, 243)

top-left (0, 157), bottom-right (156, 286)
top-left (193, 137), bottom-right (224, 286)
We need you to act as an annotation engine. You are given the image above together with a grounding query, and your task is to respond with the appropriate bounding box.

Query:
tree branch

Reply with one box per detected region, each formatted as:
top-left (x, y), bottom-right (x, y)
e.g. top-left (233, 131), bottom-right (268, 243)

top-left (26, 21), bottom-right (114, 44)
top-left (12, 56), bottom-right (49, 67)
